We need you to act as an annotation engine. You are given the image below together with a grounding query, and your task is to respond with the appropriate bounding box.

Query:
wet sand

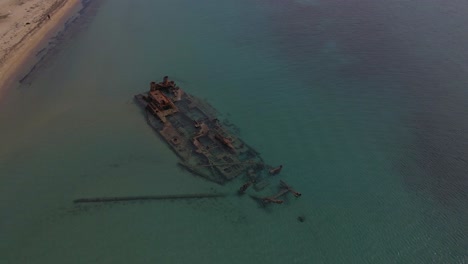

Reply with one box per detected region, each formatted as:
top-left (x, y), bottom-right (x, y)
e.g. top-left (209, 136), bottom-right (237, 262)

top-left (0, 0), bottom-right (80, 96)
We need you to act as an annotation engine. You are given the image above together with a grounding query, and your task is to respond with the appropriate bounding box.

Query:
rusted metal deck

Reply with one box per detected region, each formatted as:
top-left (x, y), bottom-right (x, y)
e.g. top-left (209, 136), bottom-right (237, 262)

top-left (135, 76), bottom-right (268, 185)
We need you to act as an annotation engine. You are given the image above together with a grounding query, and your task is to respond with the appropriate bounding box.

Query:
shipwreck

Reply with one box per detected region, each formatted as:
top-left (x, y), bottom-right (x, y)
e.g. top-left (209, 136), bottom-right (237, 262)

top-left (135, 76), bottom-right (273, 185)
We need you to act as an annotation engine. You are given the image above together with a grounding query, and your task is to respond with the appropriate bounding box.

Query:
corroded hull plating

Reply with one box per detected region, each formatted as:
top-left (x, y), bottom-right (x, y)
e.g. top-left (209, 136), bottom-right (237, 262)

top-left (135, 77), bottom-right (266, 184)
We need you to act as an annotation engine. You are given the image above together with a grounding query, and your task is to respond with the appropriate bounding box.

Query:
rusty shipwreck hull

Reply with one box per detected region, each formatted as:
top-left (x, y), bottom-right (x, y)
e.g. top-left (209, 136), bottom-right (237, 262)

top-left (135, 76), bottom-right (268, 185)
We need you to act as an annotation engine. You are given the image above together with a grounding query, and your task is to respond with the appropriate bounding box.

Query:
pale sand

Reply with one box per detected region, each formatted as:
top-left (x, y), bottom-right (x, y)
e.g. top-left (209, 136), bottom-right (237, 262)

top-left (0, 0), bottom-right (80, 96)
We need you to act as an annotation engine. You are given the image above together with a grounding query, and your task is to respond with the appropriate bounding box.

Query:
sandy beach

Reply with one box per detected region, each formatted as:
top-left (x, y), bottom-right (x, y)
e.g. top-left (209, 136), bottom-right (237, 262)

top-left (0, 0), bottom-right (79, 95)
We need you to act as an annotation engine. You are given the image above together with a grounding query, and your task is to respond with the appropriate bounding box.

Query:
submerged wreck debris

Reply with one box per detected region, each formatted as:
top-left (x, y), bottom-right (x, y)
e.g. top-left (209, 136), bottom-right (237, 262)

top-left (73, 193), bottom-right (225, 204)
top-left (238, 181), bottom-right (253, 195)
top-left (280, 180), bottom-right (302, 197)
top-left (135, 76), bottom-right (269, 185)
top-left (269, 165), bottom-right (283, 175)
top-left (257, 180), bottom-right (302, 205)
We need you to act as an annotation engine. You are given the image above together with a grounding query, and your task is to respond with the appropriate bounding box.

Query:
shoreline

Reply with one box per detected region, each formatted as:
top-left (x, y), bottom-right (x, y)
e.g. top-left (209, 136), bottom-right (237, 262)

top-left (0, 0), bottom-right (81, 98)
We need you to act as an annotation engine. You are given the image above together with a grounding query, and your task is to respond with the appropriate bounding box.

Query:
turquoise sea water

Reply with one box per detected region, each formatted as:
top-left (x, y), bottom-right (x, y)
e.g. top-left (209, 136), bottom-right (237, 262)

top-left (0, 0), bottom-right (467, 263)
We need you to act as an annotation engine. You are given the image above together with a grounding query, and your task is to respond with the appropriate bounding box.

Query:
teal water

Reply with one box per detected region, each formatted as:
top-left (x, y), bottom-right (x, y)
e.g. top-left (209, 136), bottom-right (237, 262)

top-left (0, 0), bottom-right (467, 263)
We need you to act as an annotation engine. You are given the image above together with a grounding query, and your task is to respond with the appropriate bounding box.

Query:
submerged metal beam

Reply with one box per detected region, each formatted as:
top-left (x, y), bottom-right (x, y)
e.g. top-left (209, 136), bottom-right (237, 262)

top-left (73, 193), bottom-right (226, 204)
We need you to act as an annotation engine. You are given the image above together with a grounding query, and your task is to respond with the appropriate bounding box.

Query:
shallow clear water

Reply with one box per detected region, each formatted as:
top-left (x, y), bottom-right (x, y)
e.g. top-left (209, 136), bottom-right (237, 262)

top-left (0, 0), bottom-right (467, 263)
